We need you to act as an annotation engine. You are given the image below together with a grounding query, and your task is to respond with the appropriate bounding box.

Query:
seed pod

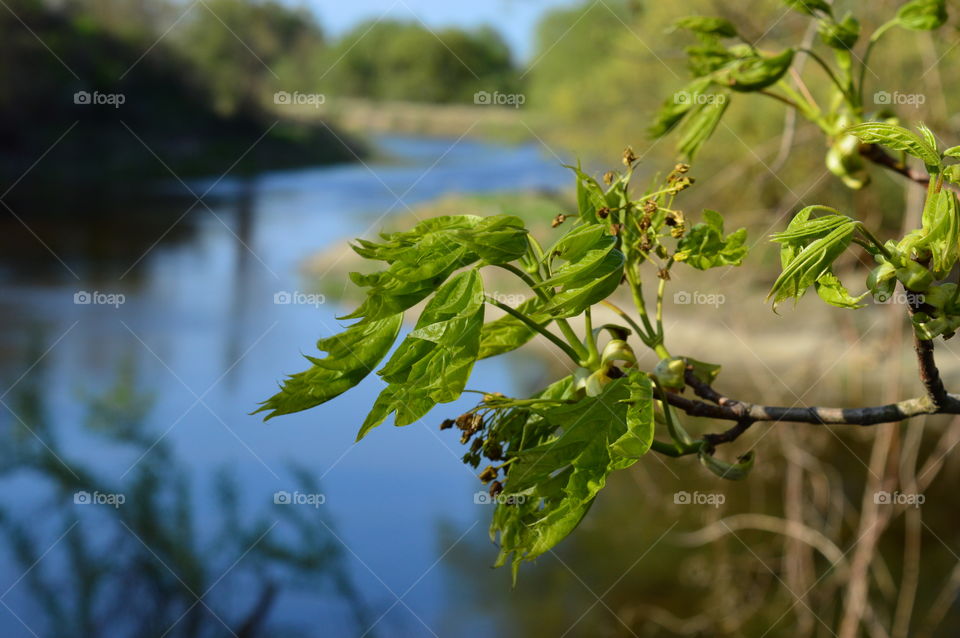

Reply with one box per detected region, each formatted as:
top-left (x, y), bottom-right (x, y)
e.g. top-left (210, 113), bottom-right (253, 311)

top-left (440, 419), bottom-right (454, 430)
top-left (478, 466), bottom-right (498, 483)
top-left (489, 480), bottom-right (503, 498)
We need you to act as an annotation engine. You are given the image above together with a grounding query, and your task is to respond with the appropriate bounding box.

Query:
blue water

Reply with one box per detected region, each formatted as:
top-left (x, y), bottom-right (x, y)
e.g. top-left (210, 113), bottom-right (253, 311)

top-left (0, 136), bottom-right (573, 637)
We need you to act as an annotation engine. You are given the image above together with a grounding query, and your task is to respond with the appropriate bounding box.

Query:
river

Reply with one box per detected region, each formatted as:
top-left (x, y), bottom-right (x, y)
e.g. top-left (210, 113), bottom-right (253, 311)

top-left (0, 135), bottom-right (576, 637)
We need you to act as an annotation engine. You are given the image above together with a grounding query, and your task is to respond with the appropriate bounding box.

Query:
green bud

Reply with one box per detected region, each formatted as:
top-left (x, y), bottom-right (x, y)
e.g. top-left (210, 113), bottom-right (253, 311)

top-left (896, 260), bottom-right (934, 292)
top-left (653, 357), bottom-right (686, 391)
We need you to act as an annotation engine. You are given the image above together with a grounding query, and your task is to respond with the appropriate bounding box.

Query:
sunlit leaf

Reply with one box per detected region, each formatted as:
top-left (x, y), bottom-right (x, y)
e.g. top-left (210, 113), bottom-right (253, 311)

top-left (256, 313), bottom-right (403, 420)
top-left (675, 209), bottom-right (747, 269)
top-left (357, 270), bottom-right (484, 439)
top-left (768, 219), bottom-right (858, 309)
top-left (845, 122), bottom-right (941, 167)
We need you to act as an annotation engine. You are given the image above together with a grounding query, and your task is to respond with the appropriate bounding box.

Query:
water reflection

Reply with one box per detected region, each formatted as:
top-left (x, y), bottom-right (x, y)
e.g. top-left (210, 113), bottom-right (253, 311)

top-left (0, 346), bottom-right (369, 638)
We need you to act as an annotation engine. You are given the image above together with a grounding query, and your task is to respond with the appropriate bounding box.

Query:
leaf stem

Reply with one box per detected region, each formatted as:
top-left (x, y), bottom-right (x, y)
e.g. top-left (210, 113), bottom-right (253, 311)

top-left (583, 307), bottom-right (600, 368)
top-left (494, 262), bottom-right (588, 361)
top-left (484, 296), bottom-right (582, 363)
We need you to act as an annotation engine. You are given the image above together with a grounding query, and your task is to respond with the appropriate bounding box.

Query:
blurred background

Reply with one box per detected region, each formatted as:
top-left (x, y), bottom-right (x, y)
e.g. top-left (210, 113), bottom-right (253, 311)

top-left (2, 0), bottom-right (960, 636)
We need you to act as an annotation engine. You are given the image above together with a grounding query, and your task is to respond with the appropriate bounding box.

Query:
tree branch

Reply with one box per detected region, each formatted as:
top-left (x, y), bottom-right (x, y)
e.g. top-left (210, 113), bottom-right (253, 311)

top-left (859, 143), bottom-right (960, 195)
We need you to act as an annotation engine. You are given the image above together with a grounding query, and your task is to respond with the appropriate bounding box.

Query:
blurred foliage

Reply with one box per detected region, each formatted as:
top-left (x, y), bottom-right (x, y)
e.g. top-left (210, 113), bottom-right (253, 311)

top-left (0, 0), bottom-right (362, 197)
top-left (317, 20), bottom-right (518, 103)
top-left (523, 0), bottom-right (960, 234)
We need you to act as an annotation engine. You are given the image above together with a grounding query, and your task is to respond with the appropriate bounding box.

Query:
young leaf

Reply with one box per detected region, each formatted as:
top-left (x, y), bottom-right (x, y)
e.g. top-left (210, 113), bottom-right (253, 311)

top-left (256, 313), bottom-right (403, 420)
top-left (566, 164), bottom-right (608, 224)
top-left (541, 252), bottom-right (625, 318)
top-left (943, 146), bottom-right (960, 159)
top-left (675, 209), bottom-right (748, 269)
top-left (815, 271), bottom-right (868, 309)
top-left (818, 14), bottom-right (860, 50)
top-left (649, 77), bottom-right (714, 138)
top-left (344, 215), bottom-right (527, 321)
top-left (478, 298), bottom-right (547, 359)
top-left (718, 49), bottom-right (795, 92)
top-left (357, 270), bottom-right (485, 439)
top-left (897, 0), bottom-right (947, 30)
top-left (781, 0), bottom-right (832, 16)
top-left (493, 375), bottom-right (654, 571)
top-left (767, 219), bottom-right (858, 309)
top-left (699, 450), bottom-right (755, 480)
top-left (916, 189), bottom-right (960, 278)
top-left (673, 15), bottom-right (739, 38)
top-left (845, 122), bottom-right (941, 168)
top-left (609, 373), bottom-right (655, 465)
top-left (677, 96), bottom-right (730, 159)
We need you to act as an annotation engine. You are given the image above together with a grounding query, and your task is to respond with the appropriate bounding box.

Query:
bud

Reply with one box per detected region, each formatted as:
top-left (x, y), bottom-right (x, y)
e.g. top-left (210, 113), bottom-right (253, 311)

top-left (489, 480), bottom-right (503, 498)
top-left (603, 171), bottom-right (616, 185)
top-left (440, 419), bottom-right (454, 430)
top-left (552, 214), bottom-right (567, 228)
top-left (622, 147), bottom-right (638, 166)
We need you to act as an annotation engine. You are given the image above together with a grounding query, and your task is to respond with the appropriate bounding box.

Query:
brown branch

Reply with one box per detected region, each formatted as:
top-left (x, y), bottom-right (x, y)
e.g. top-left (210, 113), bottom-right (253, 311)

top-left (859, 143), bottom-right (932, 186)
top-left (860, 143), bottom-right (960, 195)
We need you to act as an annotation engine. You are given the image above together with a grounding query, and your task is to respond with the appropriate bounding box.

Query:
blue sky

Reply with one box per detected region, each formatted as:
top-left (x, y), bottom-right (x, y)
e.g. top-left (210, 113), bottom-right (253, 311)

top-left (297, 0), bottom-right (581, 61)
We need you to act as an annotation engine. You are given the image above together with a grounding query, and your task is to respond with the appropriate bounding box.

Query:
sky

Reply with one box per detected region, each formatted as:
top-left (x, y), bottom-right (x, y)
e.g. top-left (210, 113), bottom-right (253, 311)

top-left (297, 0), bottom-right (582, 61)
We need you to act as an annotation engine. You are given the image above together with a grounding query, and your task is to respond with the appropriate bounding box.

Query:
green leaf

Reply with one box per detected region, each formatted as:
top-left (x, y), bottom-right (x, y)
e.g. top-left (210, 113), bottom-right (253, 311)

top-left (782, 0), bottom-right (832, 16)
top-left (685, 357), bottom-right (722, 385)
top-left (256, 314), bottom-right (403, 420)
top-left (675, 209), bottom-right (748, 269)
top-left (818, 14), bottom-right (860, 49)
top-left (478, 298), bottom-right (547, 359)
top-left (845, 122), bottom-right (941, 168)
top-left (897, 0), bottom-right (947, 30)
top-left (677, 96), bottom-right (730, 159)
top-left (768, 219), bottom-right (858, 309)
top-left (540, 252), bottom-right (625, 318)
top-left (699, 450), bottom-right (755, 480)
top-left (916, 189), bottom-right (960, 278)
top-left (648, 77), bottom-right (713, 138)
top-left (546, 223), bottom-right (609, 263)
top-left (772, 206), bottom-right (850, 268)
top-left (566, 164), bottom-right (609, 224)
top-left (492, 375), bottom-right (653, 571)
top-left (815, 271), bottom-right (868, 309)
top-left (357, 270), bottom-right (485, 439)
top-left (718, 49), bottom-right (795, 92)
top-left (673, 16), bottom-right (738, 38)
top-left (609, 374), bottom-right (655, 465)
top-left (345, 215), bottom-right (527, 321)
top-left (943, 146), bottom-right (960, 159)
top-left (867, 261), bottom-right (897, 301)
